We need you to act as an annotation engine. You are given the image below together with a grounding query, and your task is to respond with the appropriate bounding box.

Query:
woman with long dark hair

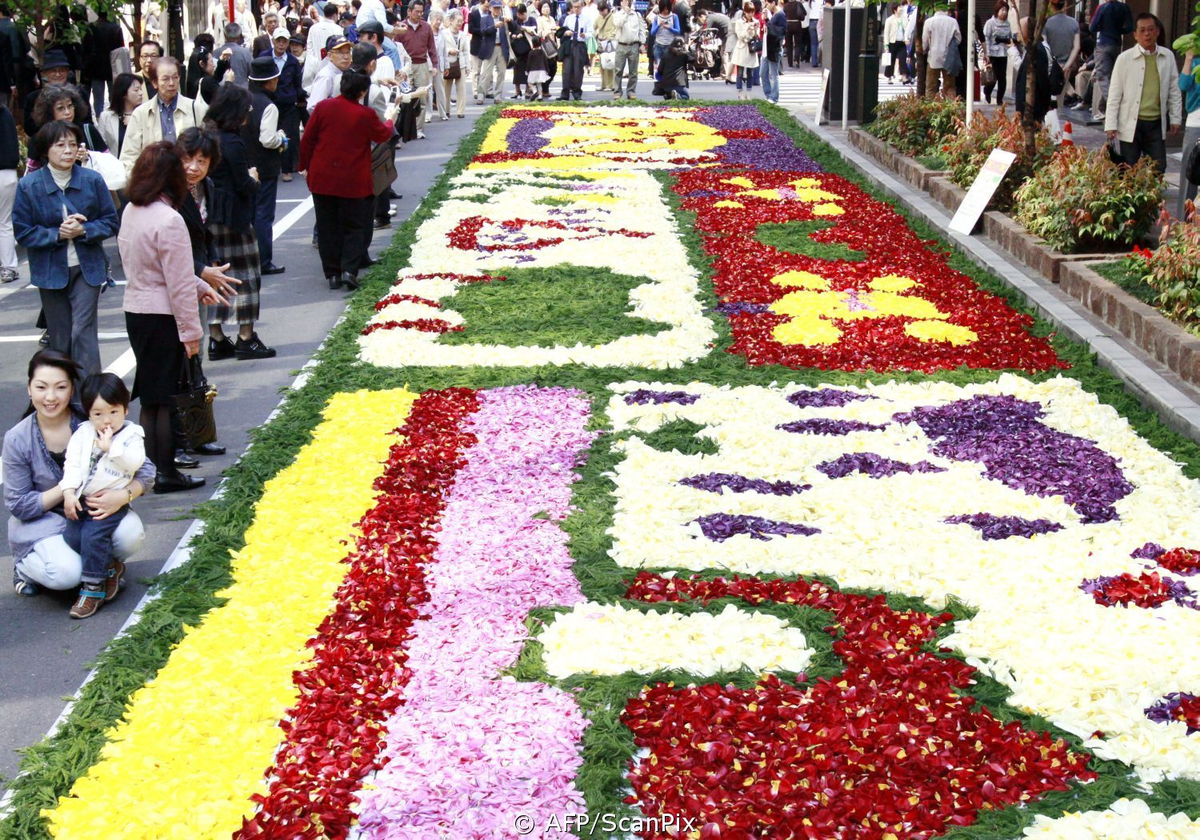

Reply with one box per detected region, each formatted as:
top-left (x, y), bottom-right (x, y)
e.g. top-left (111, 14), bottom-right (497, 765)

top-left (97, 73), bottom-right (145, 157)
top-left (202, 84), bottom-right (276, 361)
top-left (119, 142), bottom-right (228, 494)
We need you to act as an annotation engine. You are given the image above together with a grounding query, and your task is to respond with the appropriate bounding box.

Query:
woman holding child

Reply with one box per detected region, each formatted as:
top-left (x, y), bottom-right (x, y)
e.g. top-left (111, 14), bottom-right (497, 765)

top-left (5, 350), bottom-right (155, 614)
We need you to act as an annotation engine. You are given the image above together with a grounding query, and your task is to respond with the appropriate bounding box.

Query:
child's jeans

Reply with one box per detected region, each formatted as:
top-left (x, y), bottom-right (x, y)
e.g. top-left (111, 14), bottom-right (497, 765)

top-left (65, 502), bottom-right (128, 585)
top-left (737, 65), bottom-right (757, 90)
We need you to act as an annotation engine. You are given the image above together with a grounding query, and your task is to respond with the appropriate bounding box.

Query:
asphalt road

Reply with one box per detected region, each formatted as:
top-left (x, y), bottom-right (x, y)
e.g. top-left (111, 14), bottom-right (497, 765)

top-left (0, 103), bottom-right (485, 789)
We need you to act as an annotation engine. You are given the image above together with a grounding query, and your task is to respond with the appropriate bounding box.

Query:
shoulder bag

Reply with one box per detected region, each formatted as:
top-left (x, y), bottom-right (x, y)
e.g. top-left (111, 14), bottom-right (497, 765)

top-left (372, 137), bottom-right (398, 196)
top-left (542, 33), bottom-right (559, 59)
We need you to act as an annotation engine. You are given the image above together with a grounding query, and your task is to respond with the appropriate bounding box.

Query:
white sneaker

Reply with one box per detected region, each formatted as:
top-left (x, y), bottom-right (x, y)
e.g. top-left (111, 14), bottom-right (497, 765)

top-left (442, 115), bottom-right (449, 121)
top-left (424, 114), bottom-right (432, 123)
top-left (417, 130), bottom-right (426, 139)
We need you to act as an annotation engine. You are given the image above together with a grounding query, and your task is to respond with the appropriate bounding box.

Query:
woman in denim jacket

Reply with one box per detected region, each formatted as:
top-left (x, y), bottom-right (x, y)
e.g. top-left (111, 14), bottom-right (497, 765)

top-left (13, 122), bottom-right (119, 379)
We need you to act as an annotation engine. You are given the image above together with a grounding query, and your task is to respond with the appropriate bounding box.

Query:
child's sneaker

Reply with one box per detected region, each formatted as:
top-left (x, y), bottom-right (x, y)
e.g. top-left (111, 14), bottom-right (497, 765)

top-left (69, 585), bottom-right (106, 619)
top-left (13, 566), bottom-right (41, 597)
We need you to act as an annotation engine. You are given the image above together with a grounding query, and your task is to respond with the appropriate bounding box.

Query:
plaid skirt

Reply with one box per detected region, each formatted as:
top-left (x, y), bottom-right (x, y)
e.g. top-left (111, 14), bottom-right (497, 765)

top-left (207, 222), bottom-right (261, 325)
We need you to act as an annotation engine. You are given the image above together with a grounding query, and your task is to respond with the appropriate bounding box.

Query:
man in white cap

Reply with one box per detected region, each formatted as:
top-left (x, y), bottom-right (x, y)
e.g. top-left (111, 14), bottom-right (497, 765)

top-left (470, 0), bottom-right (510, 103)
top-left (245, 56), bottom-right (288, 274)
top-left (260, 29), bottom-right (304, 182)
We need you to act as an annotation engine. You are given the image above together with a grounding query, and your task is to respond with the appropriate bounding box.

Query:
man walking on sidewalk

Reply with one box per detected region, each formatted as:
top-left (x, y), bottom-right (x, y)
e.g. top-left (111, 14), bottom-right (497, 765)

top-left (921, 5), bottom-right (960, 98)
top-left (469, 0), bottom-right (510, 102)
top-left (1089, 0), bottom-right (1132, 118)
top-left (244, 57), bottom-right (288, 275)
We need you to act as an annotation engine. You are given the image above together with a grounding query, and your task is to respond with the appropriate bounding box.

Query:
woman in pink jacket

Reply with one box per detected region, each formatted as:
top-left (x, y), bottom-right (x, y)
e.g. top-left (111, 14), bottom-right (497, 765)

top-left (119, 142), bottom-right (229, 494)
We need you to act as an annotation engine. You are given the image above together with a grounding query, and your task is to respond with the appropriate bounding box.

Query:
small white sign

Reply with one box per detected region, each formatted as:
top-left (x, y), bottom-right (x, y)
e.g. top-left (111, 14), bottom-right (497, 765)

top-left (815, 69), bottom-right (831, 125)
top-left (949, 148), bottom-right (1017, 235)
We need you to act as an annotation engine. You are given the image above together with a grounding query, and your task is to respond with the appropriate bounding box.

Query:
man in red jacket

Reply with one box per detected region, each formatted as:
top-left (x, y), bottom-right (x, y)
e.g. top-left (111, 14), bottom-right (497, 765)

top-left (299, 70), bottom-right (398, 290)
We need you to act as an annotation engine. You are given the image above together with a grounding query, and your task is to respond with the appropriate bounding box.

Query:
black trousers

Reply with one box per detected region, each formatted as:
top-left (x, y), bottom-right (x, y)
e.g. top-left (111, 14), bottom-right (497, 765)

top-left (560, 40), bottom-right (587, 99)
top-left (785, 27), bottom-right (803, 66)
top-left (278, 103), bottom-right (301, 174)
top-left (312, 193), bottom-right (374, 278)
top-left (1120, 118), bottom-right (1167, 175)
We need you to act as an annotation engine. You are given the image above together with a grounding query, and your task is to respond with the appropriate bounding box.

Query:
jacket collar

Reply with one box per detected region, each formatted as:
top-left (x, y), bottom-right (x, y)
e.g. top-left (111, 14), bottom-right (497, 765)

top-left (40, 163), bottom-right (81, 194)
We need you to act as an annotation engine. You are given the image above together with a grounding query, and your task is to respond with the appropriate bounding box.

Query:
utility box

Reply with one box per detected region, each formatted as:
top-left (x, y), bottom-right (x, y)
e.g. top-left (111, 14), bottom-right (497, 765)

top-left (821, 6), bottom-right (879, 125)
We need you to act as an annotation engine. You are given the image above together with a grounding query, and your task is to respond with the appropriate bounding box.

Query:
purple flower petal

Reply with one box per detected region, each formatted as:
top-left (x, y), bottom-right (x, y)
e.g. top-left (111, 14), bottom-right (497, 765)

top-left (680, 472), bottom-right (810, 496)
top-left (787, 388), bottom-right (876, 409)
top-left (693, 513), bottom-right (820, 542)
top-left (1131, 542), bottom-right (1167, 561)
top-left (623, 389), bottom-right (700, 406)
top-left (894, 396), bottom-right (1134, 524)
top-left (944, 513), bottom-right (1064, 540)
top-left (778, 419), bottom-right (888, 436)
top-left (817, 453), bottom-right (945, 480)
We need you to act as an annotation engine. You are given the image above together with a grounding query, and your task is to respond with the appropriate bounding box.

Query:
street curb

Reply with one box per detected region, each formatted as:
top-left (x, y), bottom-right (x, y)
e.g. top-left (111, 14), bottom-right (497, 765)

top-left (803, 113), bottom-right (1200, 446)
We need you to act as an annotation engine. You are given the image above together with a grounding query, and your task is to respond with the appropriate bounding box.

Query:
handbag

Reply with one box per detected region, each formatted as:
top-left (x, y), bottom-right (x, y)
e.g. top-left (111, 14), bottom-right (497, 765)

top-left (446, 56), bottom-right (462, 79)
top-left (943, 33), bottom-right (962, 76)
top-left (371, 138), bottom-right (398, 196)
top-left (542, 34), bottom-right (559, 59)
top-left (747, 36), bottom-right (763, 54)
top-left (600, 50), bottom-right (616, 69)
top-left (980, 60), bottom-right (995, 86)
top-left (170, 357), bottom-right (217, 449)
top-left (82, 149), bottom-right (127, 191)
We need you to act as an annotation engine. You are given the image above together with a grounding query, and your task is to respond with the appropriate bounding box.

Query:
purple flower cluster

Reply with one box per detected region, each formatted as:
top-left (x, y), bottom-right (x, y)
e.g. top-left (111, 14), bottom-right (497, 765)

top-left (680, 472), bottom-right (810, 496)
top-left (778, 419), bottom-right (888, 436)
top-left (894, 396), bottom-right (1134, 524)
top-left (693, 106), bottom-right (821, 172)
top-left (694, 513), bottom-right (820, 542)
top-left (944, 513), bottom-right (1064, 541)
top-left (623, 390), bottom-right (700, 406)
top-left (505, 117), bottom-right (553, 154)
top-left (1131, 542), bottom-right (1166, 560)
top-left (787, 388), bottom-right (875, 409)
top-left (715, 301), bottom-right (770, 316)
top-left (1145, 693), bottom-right (1200, 734)
top-left (816, 453), bottom-right (946, 480)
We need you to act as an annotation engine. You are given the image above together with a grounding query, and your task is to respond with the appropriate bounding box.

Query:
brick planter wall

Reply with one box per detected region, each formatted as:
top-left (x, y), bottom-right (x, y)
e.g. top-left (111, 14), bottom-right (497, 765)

top-left (846, 129), bottom-right (941, 191)
top-left (1059, 262), bottom-right (1200, 389)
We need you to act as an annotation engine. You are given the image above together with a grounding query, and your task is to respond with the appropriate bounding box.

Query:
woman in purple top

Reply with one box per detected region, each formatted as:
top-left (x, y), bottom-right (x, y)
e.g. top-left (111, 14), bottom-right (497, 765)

top-left (5, 350), bottom-right (155, 597)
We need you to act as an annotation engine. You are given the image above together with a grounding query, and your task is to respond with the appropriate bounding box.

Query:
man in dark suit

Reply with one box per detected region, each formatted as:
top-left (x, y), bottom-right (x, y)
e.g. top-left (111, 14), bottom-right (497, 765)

top-left (82, 10), bottom-right (123, 115)
top-left (258, 29), bottom-right (303, 181)
top-left (469, 0), bottom-right (509, 102)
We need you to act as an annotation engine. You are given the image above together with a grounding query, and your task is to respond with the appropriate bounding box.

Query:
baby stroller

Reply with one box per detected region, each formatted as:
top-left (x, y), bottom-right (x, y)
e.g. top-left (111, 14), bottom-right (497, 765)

top-left (687, 27), bottom-right (722, 81)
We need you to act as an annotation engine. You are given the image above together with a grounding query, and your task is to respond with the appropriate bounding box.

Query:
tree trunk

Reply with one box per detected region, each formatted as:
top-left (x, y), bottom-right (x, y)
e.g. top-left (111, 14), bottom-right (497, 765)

top-left (914, 12), bottom-right (925, 97)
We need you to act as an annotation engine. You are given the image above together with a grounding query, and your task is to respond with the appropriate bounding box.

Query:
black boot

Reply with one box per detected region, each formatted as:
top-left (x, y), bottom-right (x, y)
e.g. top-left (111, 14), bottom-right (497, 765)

top-left (234, 333), bottom-right (277, 360)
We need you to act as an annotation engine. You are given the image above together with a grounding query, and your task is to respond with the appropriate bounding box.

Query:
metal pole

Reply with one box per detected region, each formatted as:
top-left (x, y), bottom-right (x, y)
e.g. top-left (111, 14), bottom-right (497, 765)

top-left (841, 3), bottom-right (851, 129)
top-left (966, 0), bottom-right (975, 126)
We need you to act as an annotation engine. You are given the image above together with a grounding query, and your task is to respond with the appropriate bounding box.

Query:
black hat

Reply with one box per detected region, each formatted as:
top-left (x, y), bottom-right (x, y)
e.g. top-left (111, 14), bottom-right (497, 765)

top-left (41, 50), bottom-right (71, 71)
top-left (357, 20), bottom-right (385, 36)
top-left (290, 34), bottom-right (306, 45)
top-left (248, 56), bottom-right (281, 81)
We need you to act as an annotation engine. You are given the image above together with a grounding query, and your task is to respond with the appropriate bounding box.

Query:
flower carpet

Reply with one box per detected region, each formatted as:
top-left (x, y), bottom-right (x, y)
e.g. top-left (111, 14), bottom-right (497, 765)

top-left (7, 103), bottom-right (1200, 840)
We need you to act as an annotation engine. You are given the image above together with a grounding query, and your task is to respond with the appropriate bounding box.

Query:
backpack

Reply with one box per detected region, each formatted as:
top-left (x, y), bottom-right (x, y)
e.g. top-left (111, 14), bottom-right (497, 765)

top-left (943, 33), bottom-right (962, 76)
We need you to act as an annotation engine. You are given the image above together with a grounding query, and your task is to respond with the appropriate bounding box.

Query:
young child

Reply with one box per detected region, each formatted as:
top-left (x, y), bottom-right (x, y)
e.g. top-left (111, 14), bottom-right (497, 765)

top-left (59, 373), bottom-right (146, 620)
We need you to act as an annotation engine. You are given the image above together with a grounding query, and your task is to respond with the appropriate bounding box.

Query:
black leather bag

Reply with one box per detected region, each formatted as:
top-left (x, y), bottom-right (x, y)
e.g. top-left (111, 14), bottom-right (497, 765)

top-left (170, 357), bottom-right (217, 449)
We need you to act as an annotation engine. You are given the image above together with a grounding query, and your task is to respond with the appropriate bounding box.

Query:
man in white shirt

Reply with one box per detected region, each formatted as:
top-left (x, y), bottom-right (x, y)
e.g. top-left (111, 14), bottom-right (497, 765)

top-left (558, 0), bottom-right (592, 100)
top-left (611, 0), bottom-right (645, 99)
top-left (305, 3), bottom-right (344, 90)
top-left (357, 0), bottom-right (390, 28)
top-left (308, 36), bottom-right (354, 108)
top-left (921, 6), bottom-right (960, 97)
